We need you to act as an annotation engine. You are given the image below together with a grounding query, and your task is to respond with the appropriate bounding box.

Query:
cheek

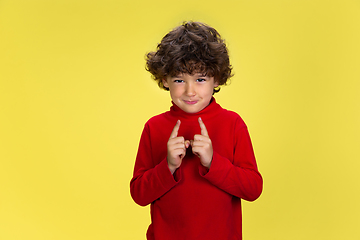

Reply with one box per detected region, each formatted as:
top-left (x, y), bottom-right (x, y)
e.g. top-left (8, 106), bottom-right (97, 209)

top-left (169, 86), bottom-right (183, 98)
top-left (202, 85), bottom-right (215, 96)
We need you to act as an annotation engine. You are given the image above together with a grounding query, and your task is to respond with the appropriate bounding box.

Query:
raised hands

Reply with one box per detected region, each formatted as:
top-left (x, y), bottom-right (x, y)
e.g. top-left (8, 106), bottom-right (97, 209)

top-left (167, 118), bottom-right (213, 174)
top-left (167, 120), bottom-right (190, 174)
top-left (191, 117), bottom-right (213, 169)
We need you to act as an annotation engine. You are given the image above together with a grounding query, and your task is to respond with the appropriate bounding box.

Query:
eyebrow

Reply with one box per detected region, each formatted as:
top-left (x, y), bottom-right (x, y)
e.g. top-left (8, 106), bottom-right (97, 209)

top-left (195, 73), bottom-right (207, 77)
top-left (172, 73), bottom-right (207, 78)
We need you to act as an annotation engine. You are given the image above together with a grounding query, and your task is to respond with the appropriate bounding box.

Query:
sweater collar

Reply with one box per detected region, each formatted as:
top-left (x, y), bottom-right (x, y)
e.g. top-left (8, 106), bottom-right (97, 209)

top-left (169, 97), bottom-right (222, 121)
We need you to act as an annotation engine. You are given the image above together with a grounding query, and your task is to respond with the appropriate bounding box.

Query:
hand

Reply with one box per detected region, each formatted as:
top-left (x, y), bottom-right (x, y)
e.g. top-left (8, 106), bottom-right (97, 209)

top-left (167, 120), bottom-right (190, 174)
top-left (191, 117), bottom-right (213, 169)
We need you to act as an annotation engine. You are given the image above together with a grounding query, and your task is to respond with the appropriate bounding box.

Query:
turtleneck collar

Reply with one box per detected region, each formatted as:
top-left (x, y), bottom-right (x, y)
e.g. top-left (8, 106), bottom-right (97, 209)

top-left (169, 97), bottom-right (223, 121)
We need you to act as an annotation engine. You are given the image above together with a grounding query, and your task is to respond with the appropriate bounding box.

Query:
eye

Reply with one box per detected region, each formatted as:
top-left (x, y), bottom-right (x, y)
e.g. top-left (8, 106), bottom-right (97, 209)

top-left (174, 79), bottom-right (184, 83)
top-left (197, 78), bottom-right (206, 82)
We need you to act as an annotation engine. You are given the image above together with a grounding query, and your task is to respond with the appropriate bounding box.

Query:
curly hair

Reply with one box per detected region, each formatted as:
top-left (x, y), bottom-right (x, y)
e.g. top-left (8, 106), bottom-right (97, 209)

top-left (146, 21), bottom-right (233, 93)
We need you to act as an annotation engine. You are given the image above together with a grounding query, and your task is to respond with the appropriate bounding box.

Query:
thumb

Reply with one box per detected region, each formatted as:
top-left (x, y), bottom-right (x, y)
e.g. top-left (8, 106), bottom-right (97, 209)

top-left (185, 140), bottom-right (190, 148)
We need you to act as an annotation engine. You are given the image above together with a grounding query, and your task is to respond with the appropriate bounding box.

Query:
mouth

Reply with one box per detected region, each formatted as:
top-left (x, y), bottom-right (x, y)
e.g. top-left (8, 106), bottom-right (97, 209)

top-left (184, 100), bottom-right (198, 105)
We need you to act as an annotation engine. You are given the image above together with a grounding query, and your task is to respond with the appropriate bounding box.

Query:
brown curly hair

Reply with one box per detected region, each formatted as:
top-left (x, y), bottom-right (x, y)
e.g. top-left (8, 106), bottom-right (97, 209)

top-left (146, 21), bottom-right (233, 93)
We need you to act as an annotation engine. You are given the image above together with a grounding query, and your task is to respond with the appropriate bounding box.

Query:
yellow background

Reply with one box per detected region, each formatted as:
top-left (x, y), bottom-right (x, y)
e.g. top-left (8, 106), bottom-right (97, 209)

top-left (1, 0), bottom-right (359, 239)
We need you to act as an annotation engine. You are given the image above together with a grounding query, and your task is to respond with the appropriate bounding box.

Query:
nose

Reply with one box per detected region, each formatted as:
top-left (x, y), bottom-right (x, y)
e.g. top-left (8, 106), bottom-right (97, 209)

top-left (185, 82), bottom-right (196, 96)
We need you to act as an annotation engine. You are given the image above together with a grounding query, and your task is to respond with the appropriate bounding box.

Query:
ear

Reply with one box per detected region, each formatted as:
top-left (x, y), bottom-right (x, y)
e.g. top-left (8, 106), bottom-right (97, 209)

top-left (214, 81), bottom-right (219, 88)
top-left (162, 78), bottom-right (169, 88)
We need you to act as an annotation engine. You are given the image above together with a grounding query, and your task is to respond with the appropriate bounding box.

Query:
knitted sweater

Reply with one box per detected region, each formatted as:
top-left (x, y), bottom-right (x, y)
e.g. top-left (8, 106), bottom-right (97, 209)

top-left (130, 98), bottom-right (263, 240)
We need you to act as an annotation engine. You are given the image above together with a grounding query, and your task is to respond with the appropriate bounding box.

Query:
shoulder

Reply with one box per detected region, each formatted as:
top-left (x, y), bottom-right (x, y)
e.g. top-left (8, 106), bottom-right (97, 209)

top-left (142, 110), bottom-right (174, 134)
top-left (216, 106), bottom-right (247, 129)
top-left (145, 110), bottom-right (171, 125)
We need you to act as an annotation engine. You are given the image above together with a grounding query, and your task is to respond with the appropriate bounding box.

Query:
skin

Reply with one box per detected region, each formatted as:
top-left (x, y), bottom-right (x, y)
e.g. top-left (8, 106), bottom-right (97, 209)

top-left (162, 73), bottom-right (219, 114)
top-left (163, 73), bottom-right (217, 174)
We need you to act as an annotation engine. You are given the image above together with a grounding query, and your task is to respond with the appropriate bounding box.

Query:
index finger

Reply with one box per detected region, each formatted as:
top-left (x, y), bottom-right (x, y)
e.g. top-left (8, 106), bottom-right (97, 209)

top-left (169, 120), bottom-right (181, 139)
top-left (198, 117), bottom-right (209, 137)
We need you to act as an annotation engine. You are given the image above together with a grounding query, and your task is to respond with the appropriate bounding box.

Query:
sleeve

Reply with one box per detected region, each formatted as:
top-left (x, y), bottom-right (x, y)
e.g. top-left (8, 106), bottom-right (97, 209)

top-left (130, 123), bottom-right (181, 206)
top-left (199, 124), bottom-right (263, 201)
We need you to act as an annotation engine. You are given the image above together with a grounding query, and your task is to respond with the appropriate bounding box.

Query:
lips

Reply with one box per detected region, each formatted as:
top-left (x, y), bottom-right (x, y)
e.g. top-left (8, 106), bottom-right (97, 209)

top-left (184, 100), bottom-right (198, 105)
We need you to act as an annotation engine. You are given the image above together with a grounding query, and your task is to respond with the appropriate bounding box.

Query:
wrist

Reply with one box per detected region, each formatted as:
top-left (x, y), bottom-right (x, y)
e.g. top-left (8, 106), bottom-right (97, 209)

top-left (201, 162), bottom-right (211, 169)
top-left (168, 163), bottom-right (178, 175)
top-left (201, 156), bottom-right (213, 169)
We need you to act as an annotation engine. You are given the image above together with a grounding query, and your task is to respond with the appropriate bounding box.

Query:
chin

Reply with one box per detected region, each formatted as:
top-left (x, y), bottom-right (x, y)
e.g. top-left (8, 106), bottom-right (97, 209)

top-left (184, 106), bottom-right (205, 114)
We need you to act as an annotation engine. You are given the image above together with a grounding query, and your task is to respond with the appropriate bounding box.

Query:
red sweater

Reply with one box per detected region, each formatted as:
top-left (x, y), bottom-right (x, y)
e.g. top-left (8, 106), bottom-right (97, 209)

top-left (130, 98), bottom-right (262, 240)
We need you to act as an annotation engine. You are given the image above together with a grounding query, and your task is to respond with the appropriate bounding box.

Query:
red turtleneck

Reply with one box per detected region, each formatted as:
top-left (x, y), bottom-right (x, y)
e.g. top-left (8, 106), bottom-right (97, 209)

top-left (130, 98), bottom-right (262, 240)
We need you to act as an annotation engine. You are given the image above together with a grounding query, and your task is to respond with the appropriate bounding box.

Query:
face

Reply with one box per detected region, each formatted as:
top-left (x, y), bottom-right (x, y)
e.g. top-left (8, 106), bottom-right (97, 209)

top-left (162, 73), bottom-right (219, 113)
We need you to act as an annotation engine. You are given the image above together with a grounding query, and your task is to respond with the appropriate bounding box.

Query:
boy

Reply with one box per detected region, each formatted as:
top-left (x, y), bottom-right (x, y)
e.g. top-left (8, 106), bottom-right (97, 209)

top-left (130, 21), bottom-right (262, 240)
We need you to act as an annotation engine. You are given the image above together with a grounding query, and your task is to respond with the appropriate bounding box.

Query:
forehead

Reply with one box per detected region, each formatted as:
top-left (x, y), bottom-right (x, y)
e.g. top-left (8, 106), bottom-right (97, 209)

top-left (172, 72), bottom-right (207, 78)
top-left (169, 60), bottom-right (214, 77)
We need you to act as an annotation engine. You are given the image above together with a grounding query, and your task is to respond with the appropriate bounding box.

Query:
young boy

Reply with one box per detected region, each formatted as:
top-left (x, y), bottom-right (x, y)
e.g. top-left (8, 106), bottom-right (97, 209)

top-left (130, 21), bottom-right (262, 240)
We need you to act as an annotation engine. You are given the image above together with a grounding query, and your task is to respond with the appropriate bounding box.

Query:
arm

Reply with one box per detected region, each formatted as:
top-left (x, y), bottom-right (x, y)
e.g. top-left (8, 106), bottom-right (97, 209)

top-left (200, 125), bottom-right (263, 201)
top-left (130, 124), bottom-right (180, 206)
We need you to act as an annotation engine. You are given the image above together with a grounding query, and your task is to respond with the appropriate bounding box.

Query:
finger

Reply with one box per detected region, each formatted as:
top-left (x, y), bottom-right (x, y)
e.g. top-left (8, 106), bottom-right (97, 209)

top-left (173, 148), bottom-right (186, 157)
top-left (168, 136), bottom-right (185, 145)
top-left (171, 142), bottom-right (186, 151)
top-left (190, 140), bottom-right (205, 147)
top-left (190, 139), bottom-right (206, 148)
top-left (198, 117), bottom-right (209, 137)
top-left (184, 140), bottom-right (190, 148)
top-left (193, 134), bottom-right (211, 142)
top-left (191, 146), bottom-right (201, 158)
top-left (169, 120), bottom-right (181, 139)
top-left (168, 143), bottom-right (186, 155)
